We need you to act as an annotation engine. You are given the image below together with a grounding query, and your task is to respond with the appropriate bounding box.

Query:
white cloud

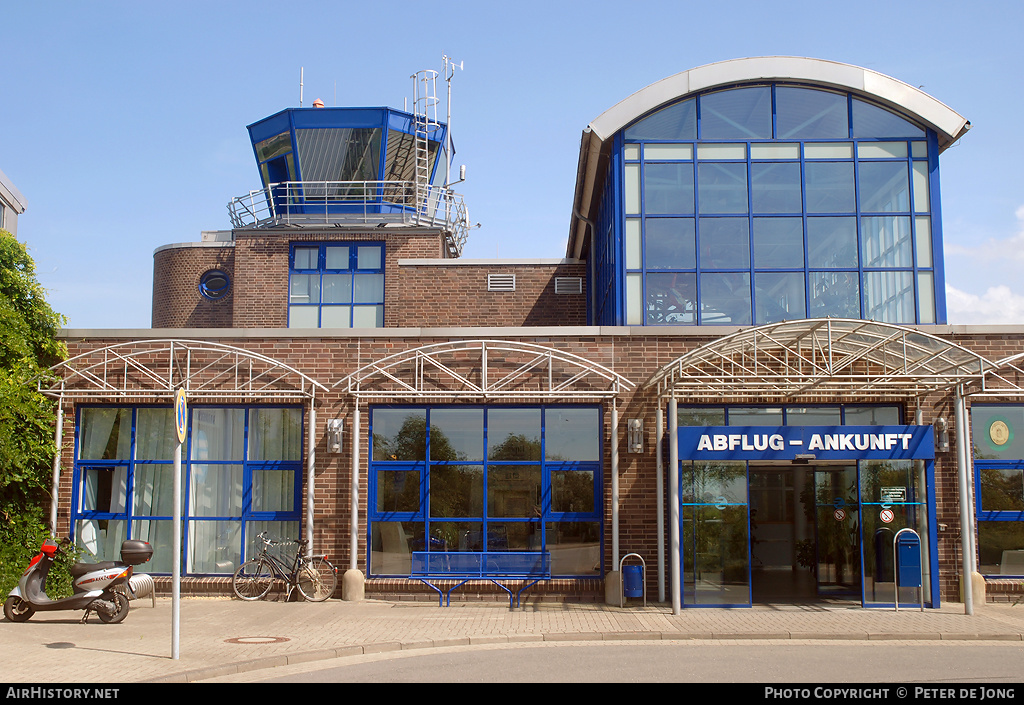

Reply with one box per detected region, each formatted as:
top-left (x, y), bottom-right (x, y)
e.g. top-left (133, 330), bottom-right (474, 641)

top-left (945, 205), bottom-right (1024, 262)
top-left (941, 204), bottom-right (1024, 324)
top-left (945, 284), bottom-right (1024, 325)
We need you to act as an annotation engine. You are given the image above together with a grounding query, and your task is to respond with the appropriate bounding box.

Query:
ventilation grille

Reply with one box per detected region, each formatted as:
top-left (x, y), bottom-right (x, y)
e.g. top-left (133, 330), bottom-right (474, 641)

top-left (555, 277), bottom-right (583, 294)
top-left (488, 274), bottom-right (516, 292)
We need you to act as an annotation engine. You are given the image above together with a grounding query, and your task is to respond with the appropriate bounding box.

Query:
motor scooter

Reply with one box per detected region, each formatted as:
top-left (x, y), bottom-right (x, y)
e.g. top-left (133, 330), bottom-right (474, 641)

top-left (4, 537), bottom-right (154, 624)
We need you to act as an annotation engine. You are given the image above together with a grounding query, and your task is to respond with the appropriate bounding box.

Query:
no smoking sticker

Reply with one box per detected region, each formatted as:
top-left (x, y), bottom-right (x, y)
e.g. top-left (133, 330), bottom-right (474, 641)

top-left (879, 508), bottom-right (895, 523)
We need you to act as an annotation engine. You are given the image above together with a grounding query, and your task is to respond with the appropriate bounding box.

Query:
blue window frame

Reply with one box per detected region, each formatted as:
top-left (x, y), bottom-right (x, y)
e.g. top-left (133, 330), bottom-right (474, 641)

top-left (72, 405), bottom-right (303, 575)
top-left (971, 405), bottom-right (1024, 578)
top-left (289, 242), bottom-right (384, 328)
top-left (198, 269), bottom-right (231, 300)
top-left (367, 405), bottom-right (604, 578)
top-left (612, 84), bottom-right (942, 327)
top-left (675, 403), bottom-right (938, 608)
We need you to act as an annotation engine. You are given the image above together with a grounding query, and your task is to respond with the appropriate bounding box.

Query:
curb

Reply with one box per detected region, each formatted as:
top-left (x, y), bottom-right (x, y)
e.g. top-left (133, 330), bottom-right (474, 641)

top-left (146, 630), bottom-right (1024, 683)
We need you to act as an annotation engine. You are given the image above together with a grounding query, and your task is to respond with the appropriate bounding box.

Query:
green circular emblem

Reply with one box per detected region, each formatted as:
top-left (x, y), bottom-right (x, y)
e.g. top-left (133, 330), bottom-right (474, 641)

top-left (989, 419), bottom-right (1011, 447)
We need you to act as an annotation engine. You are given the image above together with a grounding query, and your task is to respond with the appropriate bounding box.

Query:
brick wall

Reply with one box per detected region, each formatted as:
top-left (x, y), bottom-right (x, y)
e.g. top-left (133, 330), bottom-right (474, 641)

top-left (393, 261), bottom-right (587, 327)
top-left (151, 245), bottom-right (235, 328)
top-left (55, 329), bottom-right (1024, 604)
top-left (152, 227), bottom-right (587, 329)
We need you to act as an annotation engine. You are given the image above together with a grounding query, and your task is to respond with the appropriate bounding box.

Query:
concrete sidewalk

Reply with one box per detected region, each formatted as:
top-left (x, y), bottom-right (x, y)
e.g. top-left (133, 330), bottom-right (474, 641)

top-left (2, 596), bottom-right (1023, 683)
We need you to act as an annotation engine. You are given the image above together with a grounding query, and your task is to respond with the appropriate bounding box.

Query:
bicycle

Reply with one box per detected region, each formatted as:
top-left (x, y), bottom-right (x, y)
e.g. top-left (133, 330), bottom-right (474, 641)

top-left (231, 532), bottom-right (337, 602)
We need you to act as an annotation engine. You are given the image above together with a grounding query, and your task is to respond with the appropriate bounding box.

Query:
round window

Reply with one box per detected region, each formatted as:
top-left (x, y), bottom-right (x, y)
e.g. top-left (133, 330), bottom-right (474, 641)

top-left (199, 270), bottom-right (231, 300)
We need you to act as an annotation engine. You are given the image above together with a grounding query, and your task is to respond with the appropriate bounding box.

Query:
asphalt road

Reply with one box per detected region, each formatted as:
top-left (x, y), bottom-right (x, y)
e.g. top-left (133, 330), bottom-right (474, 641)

top-left (205, 639), bottom-right (1024, 684)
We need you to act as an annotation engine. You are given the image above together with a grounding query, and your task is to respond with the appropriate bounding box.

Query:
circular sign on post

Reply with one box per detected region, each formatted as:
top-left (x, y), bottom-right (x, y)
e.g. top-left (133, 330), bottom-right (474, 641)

top-left (834, 508), bottom-right (846, 522)
top-left (174, 388), bottom-right (187, 445)
top-left (879, 508), bottom-right (895, 524)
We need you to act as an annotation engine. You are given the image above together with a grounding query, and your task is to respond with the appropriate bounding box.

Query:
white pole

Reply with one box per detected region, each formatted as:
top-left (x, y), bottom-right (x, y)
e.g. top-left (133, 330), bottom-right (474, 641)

top-left (954, 385), bottom-right (973, 615)
top-left (611, 400), bottom-right (619, 569)
top-left (656, 405), bottom-right (665, 603)
top-left (172, 438), bottom-right (181, 659)
top-left (306, 399), bottom-right (316, 558)
top-left (49, 399), bottom-right (63, 536)
top-left (350, 402), bottom-right (360, 571)
top-left (669, 396), bottom-right (680, 615)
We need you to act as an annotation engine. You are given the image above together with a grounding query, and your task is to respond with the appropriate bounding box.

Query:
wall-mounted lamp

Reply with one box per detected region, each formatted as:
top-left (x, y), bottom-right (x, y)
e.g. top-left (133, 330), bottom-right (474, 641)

top-left (934, 417), bottom-right (949, 453)
top-left (793, 453), bottom-right (816, 464)
top-left (627, 419), bottom-right (644, 453)
top-left (327, 419), bottom-right (344, 454)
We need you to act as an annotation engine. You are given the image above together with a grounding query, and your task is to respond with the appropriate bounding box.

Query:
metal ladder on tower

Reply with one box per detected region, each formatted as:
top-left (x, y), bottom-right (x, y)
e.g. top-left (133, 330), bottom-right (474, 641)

top-left (411, 69), bottom-right (439, 226)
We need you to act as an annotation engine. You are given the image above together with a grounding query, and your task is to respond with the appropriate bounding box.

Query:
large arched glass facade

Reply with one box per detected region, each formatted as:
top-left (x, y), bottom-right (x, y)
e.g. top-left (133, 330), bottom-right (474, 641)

top-left (607, 84), bottom-right (943, 327)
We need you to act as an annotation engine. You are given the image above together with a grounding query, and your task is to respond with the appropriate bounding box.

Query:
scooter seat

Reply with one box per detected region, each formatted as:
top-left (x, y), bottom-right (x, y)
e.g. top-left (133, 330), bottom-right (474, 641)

top-left (70, 561), bottom-right (120, 579)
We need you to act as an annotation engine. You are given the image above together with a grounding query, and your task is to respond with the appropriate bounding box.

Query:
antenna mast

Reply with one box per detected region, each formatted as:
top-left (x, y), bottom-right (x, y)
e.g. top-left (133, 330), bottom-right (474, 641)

top-left (442, 55), bottom-right (463, 188)
top-left (300, 67), bottom-right (304, 107)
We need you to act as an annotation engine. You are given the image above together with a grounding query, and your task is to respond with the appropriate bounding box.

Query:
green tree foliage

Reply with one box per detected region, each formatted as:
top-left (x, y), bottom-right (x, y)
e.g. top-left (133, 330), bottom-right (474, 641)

top-left (0, 229), bottom-right (69, 597)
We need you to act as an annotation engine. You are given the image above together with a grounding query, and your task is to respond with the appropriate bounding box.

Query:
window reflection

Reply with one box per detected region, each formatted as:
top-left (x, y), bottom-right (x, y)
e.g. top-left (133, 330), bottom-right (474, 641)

top-left (810, 271), bottom-right (860, 318)
top-left (864, 271), bottom-right (915, 323)
top-left (805, 162), bottom-right (856, 213)
top-left (852, 99), bottom-right (924, 139)
top-left (807, 217), bottom-right (858, 268)
top-left (753, 218), bottom-right (804, 268)
top-left (626, 84), bottom-right (939, 326)
top-left (646, 272), bottom-right (696, 325)
top-left (700, 272), bottom-right (751, 325)
top-left (751, 163), bottom-right (802, 213)
top-left (755, 271), bottom-right (806, 323)
top-left (698, 163), bottom-right (748, 214)
top-left (646, 218), bottom-right (696, 269)
top-left (699, 218), bottom-right (749, 269)
top-left (645, 163), bottom-right (694, 214)
top-left (775, 87), bottom-right (849, 139)
top-left (700, 87), bottom-right (772, 139)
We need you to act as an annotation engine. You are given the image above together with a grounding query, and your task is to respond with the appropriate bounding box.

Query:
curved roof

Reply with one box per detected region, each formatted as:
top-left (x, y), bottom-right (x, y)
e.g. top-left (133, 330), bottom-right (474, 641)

top-left (334, 339), bottom-right (634, 401)
top-left (569, 56), bottom-right (971, 258)
top-left (39, 339), bottom-right (328, 401)
top-left (643, 318), bottom-right (991, 402)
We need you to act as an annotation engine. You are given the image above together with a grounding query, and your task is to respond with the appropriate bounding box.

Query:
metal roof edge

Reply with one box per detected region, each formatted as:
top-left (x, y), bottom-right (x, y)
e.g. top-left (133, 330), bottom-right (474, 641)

top-left (0, 167), bottom-right (27, 213)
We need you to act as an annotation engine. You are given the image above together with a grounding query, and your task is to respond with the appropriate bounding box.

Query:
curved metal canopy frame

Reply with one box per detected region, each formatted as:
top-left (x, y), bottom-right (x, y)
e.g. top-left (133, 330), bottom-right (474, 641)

top-left (968, 351), bottom-right (1024, 398)
top-left (644, 318), bottom-right (993, 403)
top-left (335, 339), bottom-right (635, 401)
top-left (38, 339), bottom-right (328, 401)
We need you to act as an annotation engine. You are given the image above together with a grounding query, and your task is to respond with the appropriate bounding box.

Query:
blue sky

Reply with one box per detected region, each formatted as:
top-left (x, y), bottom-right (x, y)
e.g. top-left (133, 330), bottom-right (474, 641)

top-left (3, 0), bottom-right (1023, 328)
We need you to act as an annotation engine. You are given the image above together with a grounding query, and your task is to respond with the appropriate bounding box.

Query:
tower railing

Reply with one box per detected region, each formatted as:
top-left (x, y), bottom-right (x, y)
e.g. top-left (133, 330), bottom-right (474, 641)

top-left (227, 180), bottom-right (469, 257)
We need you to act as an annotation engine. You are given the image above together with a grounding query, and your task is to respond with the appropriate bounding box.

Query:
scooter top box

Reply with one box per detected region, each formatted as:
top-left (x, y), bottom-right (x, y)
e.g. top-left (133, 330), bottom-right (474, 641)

top-left (120, 540), bottom-right (153, 565)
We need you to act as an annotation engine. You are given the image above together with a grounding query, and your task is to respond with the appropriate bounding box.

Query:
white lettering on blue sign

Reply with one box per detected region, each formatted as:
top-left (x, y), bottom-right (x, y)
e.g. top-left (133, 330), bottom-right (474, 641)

top-left (697, 434), bottom-right (785, 451)
top-left (806, 433), bottom-right (912, 451)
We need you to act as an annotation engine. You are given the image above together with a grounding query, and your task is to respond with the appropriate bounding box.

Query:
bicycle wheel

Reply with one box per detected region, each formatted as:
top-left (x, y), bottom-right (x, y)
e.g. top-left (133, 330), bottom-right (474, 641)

top-left (232, 559), bottom-right (274, 601)
top-left (296, 557), bottom-right (337, 602)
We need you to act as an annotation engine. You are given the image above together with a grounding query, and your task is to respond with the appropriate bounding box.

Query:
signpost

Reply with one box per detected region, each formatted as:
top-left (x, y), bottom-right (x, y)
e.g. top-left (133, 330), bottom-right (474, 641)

top-left (172, 389), bottom-right (186, 660)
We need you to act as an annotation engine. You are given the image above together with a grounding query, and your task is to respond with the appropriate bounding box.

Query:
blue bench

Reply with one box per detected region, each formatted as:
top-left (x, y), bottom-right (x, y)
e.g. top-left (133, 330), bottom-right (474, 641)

top-left (411, 551), bottom-right (551, 608)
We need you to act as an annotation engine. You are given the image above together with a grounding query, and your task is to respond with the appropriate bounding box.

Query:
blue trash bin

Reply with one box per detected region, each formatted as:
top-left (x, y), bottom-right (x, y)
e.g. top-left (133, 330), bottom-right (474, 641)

top-left (622, 565), bottom-right (644, 598)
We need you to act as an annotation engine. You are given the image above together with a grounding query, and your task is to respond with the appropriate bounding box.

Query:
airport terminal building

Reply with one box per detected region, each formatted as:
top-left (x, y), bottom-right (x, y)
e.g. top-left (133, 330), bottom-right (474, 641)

top-left (45, 58), bottom-right (1024, 609)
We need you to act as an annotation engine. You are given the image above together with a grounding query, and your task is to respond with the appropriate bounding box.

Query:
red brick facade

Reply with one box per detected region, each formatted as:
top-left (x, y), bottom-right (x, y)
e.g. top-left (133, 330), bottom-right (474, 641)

top-left (53, 327), bottom-right (1024, 604)
top-left (152, 227), bottom-right (588, 330)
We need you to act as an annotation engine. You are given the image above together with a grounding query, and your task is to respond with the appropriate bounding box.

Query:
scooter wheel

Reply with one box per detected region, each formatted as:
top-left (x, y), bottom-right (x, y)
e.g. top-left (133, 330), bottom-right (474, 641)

top-left (96, 592), bottom-right (129, 624)
top-left (4, 596), bottom-right (34, 623)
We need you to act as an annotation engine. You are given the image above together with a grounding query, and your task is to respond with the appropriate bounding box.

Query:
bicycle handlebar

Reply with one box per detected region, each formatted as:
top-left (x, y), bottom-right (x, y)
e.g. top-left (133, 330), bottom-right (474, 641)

top-left (256, 531), bottom-right (307, 549)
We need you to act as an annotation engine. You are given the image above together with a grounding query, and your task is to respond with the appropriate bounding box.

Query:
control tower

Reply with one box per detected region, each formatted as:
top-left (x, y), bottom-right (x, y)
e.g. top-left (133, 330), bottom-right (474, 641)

top-left (227, 69), bottom-right (469, 258)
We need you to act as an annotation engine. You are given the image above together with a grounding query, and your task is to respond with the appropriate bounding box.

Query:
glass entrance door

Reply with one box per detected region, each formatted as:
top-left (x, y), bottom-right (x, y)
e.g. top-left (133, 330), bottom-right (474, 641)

top-left (812, 466), bottom-right (861, 596)
top-left (860, 459), bottom-right (930, 606)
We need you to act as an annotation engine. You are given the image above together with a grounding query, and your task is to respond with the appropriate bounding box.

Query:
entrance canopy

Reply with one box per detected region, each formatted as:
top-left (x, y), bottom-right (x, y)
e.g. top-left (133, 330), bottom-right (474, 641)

top-left (645, 318), bottom-right (991, 403)
top-left (335, 339), bottom-right (634, 401)
top-left (39, 339), bottom-right (328, 402)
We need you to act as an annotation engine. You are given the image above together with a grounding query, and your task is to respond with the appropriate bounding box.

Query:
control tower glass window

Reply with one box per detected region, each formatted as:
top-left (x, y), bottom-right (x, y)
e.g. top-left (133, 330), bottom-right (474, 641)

top-left (289, 242), bottom-right (384, 328)
top-left (621, 85), bottom-right (939, 326)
